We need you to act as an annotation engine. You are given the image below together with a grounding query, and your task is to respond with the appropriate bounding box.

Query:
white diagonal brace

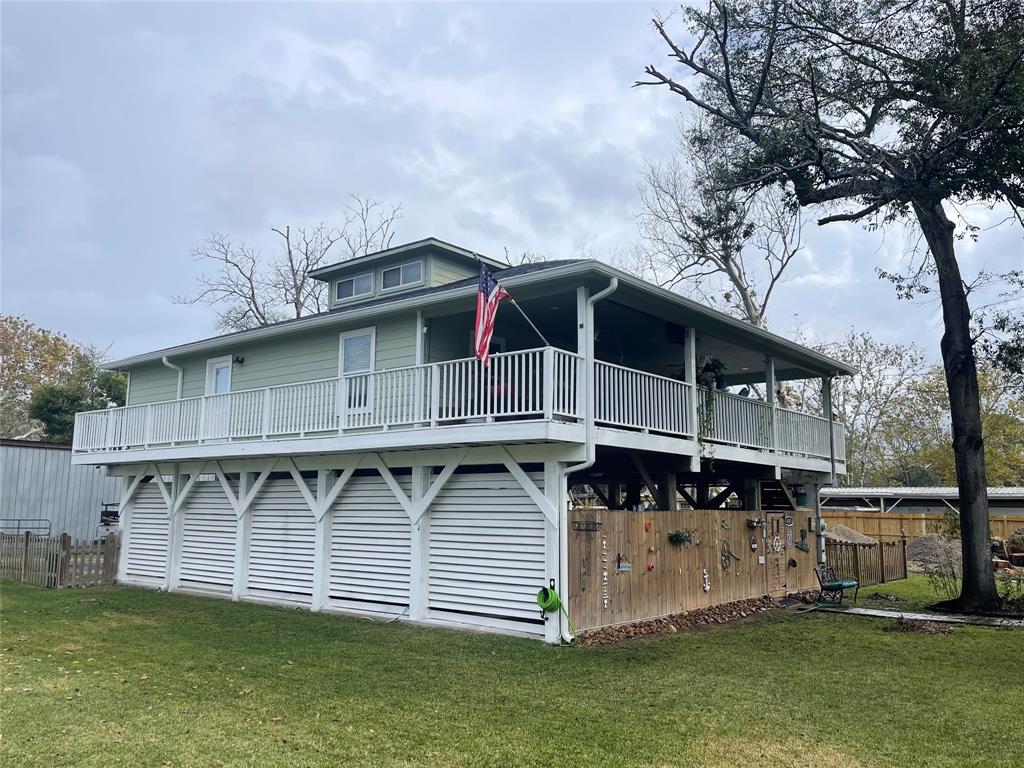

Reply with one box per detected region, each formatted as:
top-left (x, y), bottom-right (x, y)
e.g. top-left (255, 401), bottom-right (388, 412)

top-left (149, 464), bottom-right (174, 514)
top-left (120, 473), bottom-right (146, 509)
top-left (367, 453), bottom-right (415, 519)
top-left (285, 457), bottom-right (319, 515)
top-left (237, 459), bottom-right (277, 518)
top-left (410, 447), bottom-right (469, 524)
top-left (314, 466), bottom-right (356, 522)
top-left (211, 461), bottom-right (241, 515)
top-left (173, 462), bottom-right (211, 515)
top-left (500, 447), bottom-right (557, 526)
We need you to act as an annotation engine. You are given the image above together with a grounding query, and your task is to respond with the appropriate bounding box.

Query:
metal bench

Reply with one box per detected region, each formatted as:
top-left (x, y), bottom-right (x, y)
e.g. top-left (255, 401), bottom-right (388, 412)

top-left (815, 566), bottom-right (859, 604)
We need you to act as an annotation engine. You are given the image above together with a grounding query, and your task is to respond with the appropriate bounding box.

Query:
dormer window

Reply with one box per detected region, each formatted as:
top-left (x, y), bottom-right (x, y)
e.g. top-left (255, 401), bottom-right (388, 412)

top-left (381, 260), bottom-right (423, 292)
top-left (336, 272), bottom-right (373, 302)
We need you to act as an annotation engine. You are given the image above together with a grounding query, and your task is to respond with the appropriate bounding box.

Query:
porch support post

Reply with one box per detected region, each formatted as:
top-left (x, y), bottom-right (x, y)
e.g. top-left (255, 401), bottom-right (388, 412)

top-left (684, 327), bottom-right (699, 472)
top-left (543, 460), bottom-right (564, 644)
top-left (311, 470), bottom-right (331, 612)
top-left (822, 375), bottom-right (837, 488)
top-left (165, 463), bottom-right (183, 591)
top-left (765, 356), bottom-right (777, 449)
top-left (232, 470), bottom-right (252, 601)
top-left (408, 465), bottom-right (430, 621)
top-left (660, 471), bottom-right (677, 510)
top-left (576, 286), bottom-right (588, 421)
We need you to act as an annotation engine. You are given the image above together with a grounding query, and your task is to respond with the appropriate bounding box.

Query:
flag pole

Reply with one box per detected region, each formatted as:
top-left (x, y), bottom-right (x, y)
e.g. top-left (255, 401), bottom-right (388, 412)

top-left (507, 297), bottom-right (551, 347)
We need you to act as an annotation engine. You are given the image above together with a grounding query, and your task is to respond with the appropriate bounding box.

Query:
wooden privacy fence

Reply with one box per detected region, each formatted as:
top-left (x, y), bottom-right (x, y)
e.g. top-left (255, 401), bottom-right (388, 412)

top-left (824, 510), bottom-right (1024, 543)
top-left (568, 507), bottom-right (824, 632)
top-left (0, 532), bottom-right (120, 588)
top-left (825, 539), bottom-right (907, 587)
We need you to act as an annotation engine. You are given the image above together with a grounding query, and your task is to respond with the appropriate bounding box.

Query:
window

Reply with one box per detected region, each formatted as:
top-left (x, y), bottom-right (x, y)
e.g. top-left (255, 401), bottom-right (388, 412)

top-left (205, 357), bottom-right (232, 395)
top-left (340, 328), bottom-right (375, 376)
top-left (335, 272), bottom-right (373, 302)
top-left (381, 260), bottom-right (423, 292)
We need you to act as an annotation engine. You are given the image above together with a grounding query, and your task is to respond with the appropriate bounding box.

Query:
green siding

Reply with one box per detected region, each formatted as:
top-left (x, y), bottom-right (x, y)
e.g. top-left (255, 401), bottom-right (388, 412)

top-left (124, 362), bottom-right (180, 405)
top-left (426, 313), bottom-right (472, 363)
top-left (428, 254), bottom-right (477, 287)
top-left (125, 313), bottom-right (419, 406)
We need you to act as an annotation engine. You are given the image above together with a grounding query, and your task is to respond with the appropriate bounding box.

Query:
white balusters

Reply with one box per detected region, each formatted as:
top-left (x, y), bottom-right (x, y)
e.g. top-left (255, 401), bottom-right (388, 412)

top-left (593, 361), bottom-right (692, 435)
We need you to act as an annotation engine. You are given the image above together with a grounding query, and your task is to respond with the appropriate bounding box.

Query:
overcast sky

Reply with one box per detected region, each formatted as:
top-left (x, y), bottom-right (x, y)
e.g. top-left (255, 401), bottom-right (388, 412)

top-left (2, 2), bottom-right (1021, 362)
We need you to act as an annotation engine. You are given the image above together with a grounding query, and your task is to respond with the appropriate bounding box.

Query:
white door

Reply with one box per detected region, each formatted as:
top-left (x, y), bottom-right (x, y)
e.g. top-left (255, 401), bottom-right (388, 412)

top-left (204, 356), bottom-right (233, 439)
top-left (340, 328), bottom-right (375, 422)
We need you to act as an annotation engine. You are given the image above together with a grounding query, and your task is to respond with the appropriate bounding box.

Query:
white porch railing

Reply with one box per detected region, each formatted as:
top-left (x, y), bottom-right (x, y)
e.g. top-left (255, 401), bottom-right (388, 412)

top-left (72, 347), bottom-right (845, 464)
top-left (595, 361), bottom-right (693, 436)
top-left (73, 347), bottom-right (584, 451)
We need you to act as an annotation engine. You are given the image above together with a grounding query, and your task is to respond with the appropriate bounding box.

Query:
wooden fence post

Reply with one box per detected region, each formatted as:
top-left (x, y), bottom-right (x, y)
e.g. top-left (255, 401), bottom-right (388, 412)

top-left (852, 543), bottom-right (861, 585)
top-left (20, 532), bottom-right (30, 583)
top-left (57, 533), bottom-right (71, 588)
top-left (879, 542), bottom-right (886, 584)
top-left (901, 535), bottom-right (908, 580)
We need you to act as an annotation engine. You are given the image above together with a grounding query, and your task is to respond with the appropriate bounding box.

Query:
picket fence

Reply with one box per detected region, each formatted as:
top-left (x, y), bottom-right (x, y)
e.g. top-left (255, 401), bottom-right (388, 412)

top-left (825, 538), bottom-right (907, 587)
top-left (0, 532), bottom-right (120, 588)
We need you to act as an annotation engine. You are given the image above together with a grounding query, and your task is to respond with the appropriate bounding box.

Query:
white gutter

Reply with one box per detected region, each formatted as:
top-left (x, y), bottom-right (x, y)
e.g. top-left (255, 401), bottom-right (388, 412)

top-left (559, 277), bottom-right (619, 642)
top-left (161, 356), bottom-right (184, 399)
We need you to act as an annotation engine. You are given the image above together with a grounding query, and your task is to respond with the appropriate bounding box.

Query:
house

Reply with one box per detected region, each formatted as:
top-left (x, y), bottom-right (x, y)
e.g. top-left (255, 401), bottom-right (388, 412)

top-left (73, 237), bottom-right (854, 642)
top-left (1, 439), bottom-right (122, 539)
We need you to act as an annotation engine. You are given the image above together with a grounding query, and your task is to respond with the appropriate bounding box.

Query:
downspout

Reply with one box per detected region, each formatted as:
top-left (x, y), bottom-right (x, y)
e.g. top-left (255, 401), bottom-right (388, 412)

top-left (559, 277), bottom-right (618, 642)
top-left (161, 356), bottom-right (184, 399)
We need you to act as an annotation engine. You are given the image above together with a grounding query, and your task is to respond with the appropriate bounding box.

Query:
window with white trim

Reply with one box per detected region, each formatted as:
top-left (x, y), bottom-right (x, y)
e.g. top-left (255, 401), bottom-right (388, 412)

top-left (335, 272), bottom-right (373, 302)
top-left (380, 260), bottom-right (423, 292)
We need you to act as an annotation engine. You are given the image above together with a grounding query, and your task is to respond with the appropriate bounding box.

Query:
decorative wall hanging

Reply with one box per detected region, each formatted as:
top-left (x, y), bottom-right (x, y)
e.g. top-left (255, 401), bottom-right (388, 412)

top-left (615, 553), bottom-right (632, 573)
top-left (702, 568), bottom-right (711, 592)
top-left (772, 536), bottom-right (783, 553)
top-left (750, 535), bottom-right (758, 552)
top-left (668, 528), bottom-right (696, 545)
top-left (720, 540), bottom-right (741, 570)
top-left (746, 517), bottom-right (764, 529)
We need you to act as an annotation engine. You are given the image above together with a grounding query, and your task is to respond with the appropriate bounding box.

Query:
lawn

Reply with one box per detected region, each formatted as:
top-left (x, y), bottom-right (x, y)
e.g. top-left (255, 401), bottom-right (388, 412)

top-left (2, 581), bottom-right (1021, 768)
top-left (852, 573), bottom-right (948, 611)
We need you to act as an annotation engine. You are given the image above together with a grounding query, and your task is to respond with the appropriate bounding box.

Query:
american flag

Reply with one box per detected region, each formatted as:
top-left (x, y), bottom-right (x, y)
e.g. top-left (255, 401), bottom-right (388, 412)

top-left (474, 263), bottom-right (510, 365)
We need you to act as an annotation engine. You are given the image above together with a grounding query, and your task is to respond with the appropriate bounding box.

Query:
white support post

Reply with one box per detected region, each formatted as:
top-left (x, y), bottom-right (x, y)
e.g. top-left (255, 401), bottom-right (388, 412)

top-left (262, 389), bottom-right (272, 439)
top-left (338, 376), bottom-right (349, 434)
top-left (430, 364), bottom-right (441, 426)
top-left (542, 346), bottom-right (555, 420)
top-left (232, 470), bottom-right (252, 601)
top-left (116, 474), bottom-right (139, 584)
top-left (165, 464), bottom-right (183, 591)
top-left (311, 470), bottom-right (331, 612)
top-left (765, 355), bottom-right (777, 455)
top-left (408, 466), bottom-right (430, 621)
top-left (543, 460), bottom-right (564, 644)
top-left (576, 286), bottom-right (588, 422)
top-left (684, 326), bottom-right (699, 472)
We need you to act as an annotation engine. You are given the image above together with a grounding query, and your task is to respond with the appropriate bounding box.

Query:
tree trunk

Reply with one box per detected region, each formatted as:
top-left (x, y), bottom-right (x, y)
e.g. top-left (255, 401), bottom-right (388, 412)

top-left (913, 199), bottom-right (998, 612)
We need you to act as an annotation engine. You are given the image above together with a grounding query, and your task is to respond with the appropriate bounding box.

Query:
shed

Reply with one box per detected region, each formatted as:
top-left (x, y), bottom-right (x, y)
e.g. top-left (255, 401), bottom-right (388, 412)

top-left (0, 439), bottom-right (122, 539)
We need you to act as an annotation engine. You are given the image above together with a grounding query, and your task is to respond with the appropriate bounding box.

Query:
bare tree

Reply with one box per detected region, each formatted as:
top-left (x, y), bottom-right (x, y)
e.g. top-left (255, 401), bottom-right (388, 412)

top-left (637, 0), bottom-right (1024, 612)
top-left (637, 123), bottom-right (803, 327)
top-left (177, 195), bottom-right (401, 331)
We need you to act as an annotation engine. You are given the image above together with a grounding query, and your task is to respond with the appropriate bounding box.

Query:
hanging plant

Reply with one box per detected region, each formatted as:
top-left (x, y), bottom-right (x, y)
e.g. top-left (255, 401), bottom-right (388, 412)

top-left (668, 528), bottom-right (697, 546)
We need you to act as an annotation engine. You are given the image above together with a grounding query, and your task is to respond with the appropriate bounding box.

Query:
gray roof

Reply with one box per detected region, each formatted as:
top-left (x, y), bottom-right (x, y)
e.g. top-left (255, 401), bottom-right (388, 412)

top-left (307, 236), bottom-right (506, 279)
top-left (822, 487), bottom-right (1024, 499)
top-left (105, 250), bottom-right (856, 375)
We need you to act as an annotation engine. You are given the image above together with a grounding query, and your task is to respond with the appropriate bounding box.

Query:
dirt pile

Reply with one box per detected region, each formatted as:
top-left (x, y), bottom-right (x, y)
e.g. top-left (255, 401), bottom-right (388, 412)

top-left (906, 534), bottom-right (961, 570)
top-left (884, 617), bottom-right (954, 635)
top-left (823, 524), bottom-right (878, 545)
top-left (575, 595), bottom-right (778, 646)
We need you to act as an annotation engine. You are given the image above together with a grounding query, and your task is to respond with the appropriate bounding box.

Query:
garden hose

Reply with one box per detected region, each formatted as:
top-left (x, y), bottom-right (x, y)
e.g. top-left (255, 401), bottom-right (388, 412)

top-left (536, 587), bottom-right (576, 640)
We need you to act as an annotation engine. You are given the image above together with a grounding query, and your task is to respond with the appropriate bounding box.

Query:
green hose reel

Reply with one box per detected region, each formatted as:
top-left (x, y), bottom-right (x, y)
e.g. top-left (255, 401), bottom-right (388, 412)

top-left (536, 586), bottom-right (576, 640)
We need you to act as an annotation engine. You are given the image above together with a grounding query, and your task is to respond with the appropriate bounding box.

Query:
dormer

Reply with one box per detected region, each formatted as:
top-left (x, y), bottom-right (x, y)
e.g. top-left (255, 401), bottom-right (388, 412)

top-left (310, 237), bottom-right (508, 309)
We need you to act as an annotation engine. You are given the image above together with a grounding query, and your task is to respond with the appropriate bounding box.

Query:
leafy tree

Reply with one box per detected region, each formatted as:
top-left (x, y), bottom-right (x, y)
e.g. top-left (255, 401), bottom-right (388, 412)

top-left (638, 0), bottom-right (1024, 611)
top-left (176, 195), bottom-right (402, 332)
top-left (27, 386), bottom-right (90, 444)
top-left (0, 315), bottom-right (125, 442)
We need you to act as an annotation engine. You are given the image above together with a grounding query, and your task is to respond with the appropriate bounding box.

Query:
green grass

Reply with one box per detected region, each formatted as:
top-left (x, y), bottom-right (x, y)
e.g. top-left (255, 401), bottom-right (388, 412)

top-left (2, 582), bottom-right (1021, 767)
top-left (853, 574), bottom-right (947, 611)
